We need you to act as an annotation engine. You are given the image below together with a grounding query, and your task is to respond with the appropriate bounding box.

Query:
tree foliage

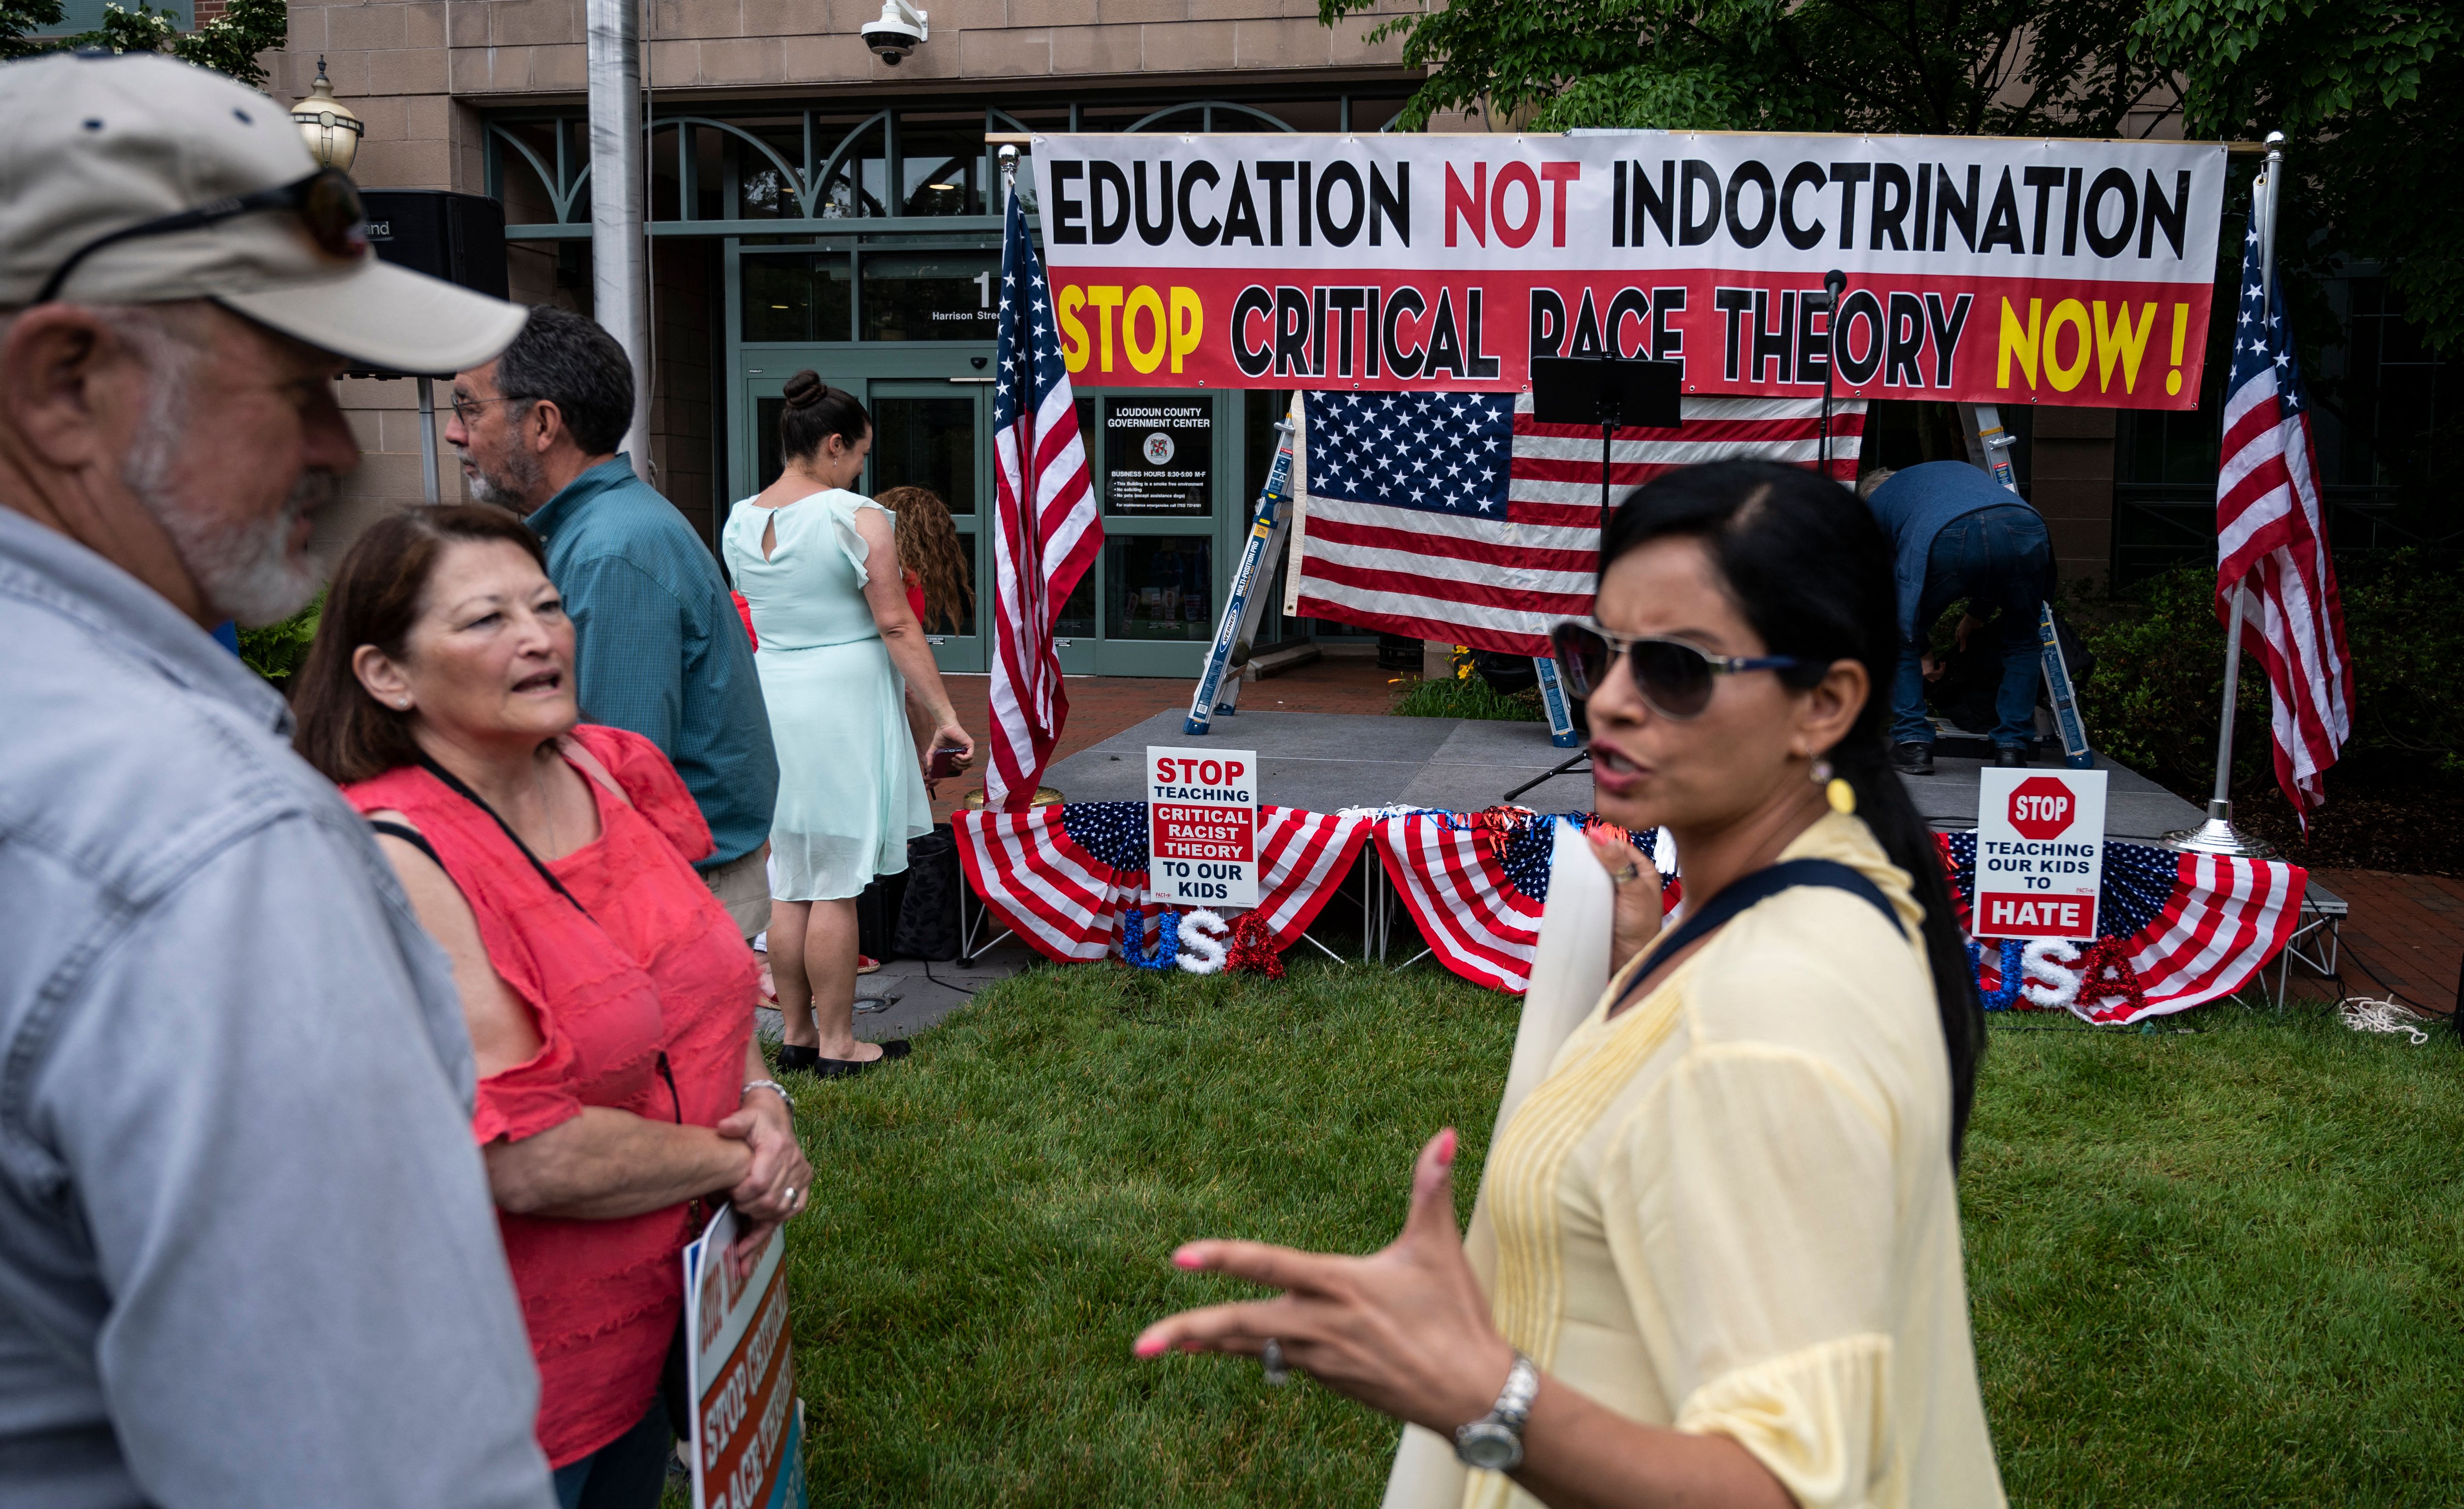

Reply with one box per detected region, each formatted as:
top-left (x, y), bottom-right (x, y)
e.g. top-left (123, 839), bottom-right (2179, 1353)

top-left (1, 0), bottom-right (287, 89)
top-left (2138, 0), bottom-right (2460, 347)
top-left (1329, 0), bottom-right (2461, 346)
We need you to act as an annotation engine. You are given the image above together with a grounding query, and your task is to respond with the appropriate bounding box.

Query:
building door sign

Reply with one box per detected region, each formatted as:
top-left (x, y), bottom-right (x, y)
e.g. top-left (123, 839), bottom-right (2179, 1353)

top-left (1106, 401), bottom-right (1212, 515)
top-left (1146, 745), bottom-right (1259, 908)
top-left (1975, 768), bottom-right (2108, 939)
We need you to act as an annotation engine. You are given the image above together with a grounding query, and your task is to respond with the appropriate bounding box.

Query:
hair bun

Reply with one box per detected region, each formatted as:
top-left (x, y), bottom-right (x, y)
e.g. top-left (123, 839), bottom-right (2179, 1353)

top-left (782, 370), bottom-right (828, 409)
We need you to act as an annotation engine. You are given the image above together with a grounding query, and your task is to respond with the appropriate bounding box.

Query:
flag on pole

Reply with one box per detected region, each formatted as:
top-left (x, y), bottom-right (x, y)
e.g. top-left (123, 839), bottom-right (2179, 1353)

top-left (1292, 392), bottom-right (1865, 656)
top-left (2216, 193), bottom-right (2353, 820)
top-left (987, 182), bottom-right (1100, 810)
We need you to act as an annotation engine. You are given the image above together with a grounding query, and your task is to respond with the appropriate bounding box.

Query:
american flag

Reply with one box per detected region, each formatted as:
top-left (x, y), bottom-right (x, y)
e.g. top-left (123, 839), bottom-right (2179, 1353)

top-left (2216, 186), bottom-right (2353, 820)
top-left (987, 187), bottom-right (1100, 810)
top-left (1941, 831), bottom-right (2308, 1023)
top-left (1292, 392), bottom-right (1867, 656)
top-left (951, 802), bottom-right (1371, 962)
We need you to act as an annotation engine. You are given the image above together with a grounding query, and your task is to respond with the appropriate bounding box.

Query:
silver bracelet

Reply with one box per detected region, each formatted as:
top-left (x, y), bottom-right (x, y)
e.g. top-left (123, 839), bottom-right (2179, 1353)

top-left (742, 1078), bottom-right (795, 1118)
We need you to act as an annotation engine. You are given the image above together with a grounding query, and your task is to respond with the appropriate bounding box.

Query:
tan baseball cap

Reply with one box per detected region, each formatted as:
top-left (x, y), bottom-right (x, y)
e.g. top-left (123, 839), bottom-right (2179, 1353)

top-left (0, 50), bottom-right (525, 374)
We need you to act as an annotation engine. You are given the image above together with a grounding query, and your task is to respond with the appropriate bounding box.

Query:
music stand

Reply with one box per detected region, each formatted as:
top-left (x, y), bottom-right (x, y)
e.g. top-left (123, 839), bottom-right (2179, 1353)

top-left (1530, 356), bottom-right (1683, 536)
top-left (1505, 357), bottom-right (1683, 803)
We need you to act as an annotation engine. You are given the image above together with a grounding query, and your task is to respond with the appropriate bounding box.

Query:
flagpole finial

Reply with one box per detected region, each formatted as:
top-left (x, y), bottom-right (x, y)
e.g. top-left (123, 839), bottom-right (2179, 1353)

top-left (998, 143), bottom-right (1019, 202)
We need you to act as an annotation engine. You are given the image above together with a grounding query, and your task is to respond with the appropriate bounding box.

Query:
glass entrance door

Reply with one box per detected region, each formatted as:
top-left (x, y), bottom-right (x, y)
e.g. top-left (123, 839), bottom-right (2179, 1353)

top-left (733, 350), bottom-right (1243, 679)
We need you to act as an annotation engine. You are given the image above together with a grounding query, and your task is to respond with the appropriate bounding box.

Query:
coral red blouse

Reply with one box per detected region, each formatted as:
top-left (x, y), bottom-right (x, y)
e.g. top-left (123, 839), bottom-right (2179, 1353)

top-left (344, 725), bottom-right (756, 1468)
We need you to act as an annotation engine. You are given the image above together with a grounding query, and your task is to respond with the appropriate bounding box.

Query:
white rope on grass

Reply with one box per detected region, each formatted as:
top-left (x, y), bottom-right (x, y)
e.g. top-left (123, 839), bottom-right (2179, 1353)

top-left (2337, 995), bottom-right (2434, 1045)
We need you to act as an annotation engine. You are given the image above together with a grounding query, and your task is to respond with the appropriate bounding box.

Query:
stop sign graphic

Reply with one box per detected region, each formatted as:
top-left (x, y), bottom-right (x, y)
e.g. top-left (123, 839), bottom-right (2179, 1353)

top-left (2007, 777), bottom-right (2078, 840)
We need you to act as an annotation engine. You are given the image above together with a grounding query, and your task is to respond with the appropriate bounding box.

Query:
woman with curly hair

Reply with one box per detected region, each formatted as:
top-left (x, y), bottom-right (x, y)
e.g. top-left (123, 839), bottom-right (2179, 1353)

top-left (875, 484), bottom-right (974, 635)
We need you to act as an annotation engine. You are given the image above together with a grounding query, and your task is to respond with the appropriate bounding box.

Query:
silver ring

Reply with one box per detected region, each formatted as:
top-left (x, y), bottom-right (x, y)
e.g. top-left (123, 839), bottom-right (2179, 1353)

top-left (1260, 1338), bottom-right (1290, 1386)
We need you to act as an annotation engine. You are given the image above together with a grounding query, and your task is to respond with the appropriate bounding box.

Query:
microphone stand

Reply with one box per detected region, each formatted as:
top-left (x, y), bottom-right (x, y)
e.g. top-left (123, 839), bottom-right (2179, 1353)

top-left (1818, 268), bottom-right (1846, 481)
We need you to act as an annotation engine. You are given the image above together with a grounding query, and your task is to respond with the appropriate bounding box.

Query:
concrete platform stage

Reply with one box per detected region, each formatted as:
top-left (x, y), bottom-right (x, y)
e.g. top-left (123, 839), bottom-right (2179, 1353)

top-left (1043, 709), bottom-right (2212, 842)
top-left (1043, 709), bottom-right (1595, 813)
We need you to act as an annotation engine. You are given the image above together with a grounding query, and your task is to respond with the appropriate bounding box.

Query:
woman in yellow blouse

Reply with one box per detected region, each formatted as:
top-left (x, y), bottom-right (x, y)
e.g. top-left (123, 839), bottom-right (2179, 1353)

top-left (1136, 460), bottom-right (2001, 1509)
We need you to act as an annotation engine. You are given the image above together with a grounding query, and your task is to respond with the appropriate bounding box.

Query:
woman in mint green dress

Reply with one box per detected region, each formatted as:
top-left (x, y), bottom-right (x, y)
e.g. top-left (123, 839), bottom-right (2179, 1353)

top-left (723, 373), bottom-right (974, 1077)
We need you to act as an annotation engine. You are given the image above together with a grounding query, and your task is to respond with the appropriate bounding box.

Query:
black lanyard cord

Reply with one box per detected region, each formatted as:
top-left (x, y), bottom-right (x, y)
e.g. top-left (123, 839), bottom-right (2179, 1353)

top-left (413, 750), bottom-right (593, 920)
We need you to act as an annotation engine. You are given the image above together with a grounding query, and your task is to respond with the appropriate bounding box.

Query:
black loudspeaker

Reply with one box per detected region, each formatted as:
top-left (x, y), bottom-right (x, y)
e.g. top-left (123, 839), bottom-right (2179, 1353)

top-left (360, 190), bottom-right (509, 299)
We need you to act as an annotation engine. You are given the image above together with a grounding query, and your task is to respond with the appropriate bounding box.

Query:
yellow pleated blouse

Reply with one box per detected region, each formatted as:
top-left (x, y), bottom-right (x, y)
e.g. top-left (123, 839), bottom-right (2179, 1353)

top-left (1467, 812), bottom-right (2004, 1509)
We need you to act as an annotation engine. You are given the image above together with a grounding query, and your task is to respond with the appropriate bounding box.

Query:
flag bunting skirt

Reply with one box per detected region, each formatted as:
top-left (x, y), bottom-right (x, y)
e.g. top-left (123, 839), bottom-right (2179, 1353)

top-left (953, 805), bottom-right (2307, 1023)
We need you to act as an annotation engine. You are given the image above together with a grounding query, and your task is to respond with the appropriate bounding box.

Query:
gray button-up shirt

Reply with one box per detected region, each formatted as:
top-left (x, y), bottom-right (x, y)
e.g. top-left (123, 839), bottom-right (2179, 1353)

top-left (0, 509), bottom-right (554, 1509)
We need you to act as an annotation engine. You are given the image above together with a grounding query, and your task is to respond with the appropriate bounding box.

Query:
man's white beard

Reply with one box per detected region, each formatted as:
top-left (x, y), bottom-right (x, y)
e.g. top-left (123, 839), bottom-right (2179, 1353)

top-left (123, 417), bottom-right (332, 628)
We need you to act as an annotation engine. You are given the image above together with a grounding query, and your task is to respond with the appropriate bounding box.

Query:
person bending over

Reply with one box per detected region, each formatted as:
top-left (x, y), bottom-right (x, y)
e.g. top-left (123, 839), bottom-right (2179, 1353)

top-left (292, 506), bottom-right (812, 1509)
top-left (1863, 459), bottom-right (2055, 775)
top-left (1137, 461), bottom-right (2001, 1509)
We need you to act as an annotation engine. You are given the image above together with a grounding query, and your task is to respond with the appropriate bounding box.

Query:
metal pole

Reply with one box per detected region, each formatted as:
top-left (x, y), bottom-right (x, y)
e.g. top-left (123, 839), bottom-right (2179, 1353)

top-left (2163, 130), bottom-right (2283, 857)
top-left (416, 376), bottom-right (441, 504)
top-left (586, 0), bottom-right (650, 478)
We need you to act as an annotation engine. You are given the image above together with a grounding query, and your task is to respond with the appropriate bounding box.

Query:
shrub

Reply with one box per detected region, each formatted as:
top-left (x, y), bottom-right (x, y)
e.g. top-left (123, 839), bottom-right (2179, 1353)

top-left (237, 593), bottom-right (321, 692)
top-left (2073, 551), bottom-right (2464, 792)
top-left (1391, 646), bottom-right (1547, 721)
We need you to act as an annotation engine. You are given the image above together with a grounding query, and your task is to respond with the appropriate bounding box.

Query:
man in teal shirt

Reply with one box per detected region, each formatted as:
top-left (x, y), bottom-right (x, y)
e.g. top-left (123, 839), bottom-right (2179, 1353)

top-left (446, 308), bottom-right (778, 937)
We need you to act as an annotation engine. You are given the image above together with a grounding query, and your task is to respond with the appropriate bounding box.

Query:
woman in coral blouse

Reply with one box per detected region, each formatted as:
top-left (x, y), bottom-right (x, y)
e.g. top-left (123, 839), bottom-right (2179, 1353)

top-left (292, 505), bottom-right (812, 1509)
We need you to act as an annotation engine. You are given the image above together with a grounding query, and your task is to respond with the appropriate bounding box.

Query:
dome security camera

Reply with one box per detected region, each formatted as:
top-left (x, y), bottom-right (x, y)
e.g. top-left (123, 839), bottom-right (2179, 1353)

top-left (862, 0), bottom-right (928, 63)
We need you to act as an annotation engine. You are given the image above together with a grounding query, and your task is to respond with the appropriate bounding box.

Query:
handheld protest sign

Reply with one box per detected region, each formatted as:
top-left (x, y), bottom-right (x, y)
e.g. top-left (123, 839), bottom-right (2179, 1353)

top-left (1975, 768), bottom-right (2108, 939)
top-left (1147, 745), bottom-right (1260, 908)
top-left (684, 1207), bottom-right (809, 1509)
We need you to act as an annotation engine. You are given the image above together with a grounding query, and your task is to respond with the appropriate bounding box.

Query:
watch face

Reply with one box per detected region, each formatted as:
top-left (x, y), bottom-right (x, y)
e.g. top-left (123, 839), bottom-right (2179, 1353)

top-left (1456, 1422), bottom-right (1523, 1472)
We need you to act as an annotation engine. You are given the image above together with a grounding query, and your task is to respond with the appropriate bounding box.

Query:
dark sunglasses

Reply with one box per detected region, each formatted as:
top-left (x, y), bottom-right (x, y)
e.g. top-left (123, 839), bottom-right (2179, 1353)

top-left (37, 169), bottom-right (368, 305)
top-left (1550, 620), bottom-right (1805, 721)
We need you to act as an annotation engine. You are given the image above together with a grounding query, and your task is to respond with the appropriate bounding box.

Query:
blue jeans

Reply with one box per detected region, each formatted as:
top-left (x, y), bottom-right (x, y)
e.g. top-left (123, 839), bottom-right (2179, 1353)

top-left (552, 1396), bottom-right (672, 1509)
top-left (1891, 505), bottom-right (2051, 749)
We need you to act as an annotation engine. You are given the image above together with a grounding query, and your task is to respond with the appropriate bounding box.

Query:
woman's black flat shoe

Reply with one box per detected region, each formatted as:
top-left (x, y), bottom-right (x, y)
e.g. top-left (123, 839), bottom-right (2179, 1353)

top-left (811, 1041), bottom-right (911, 1079)
top-left (775, 1044), bottom-right (821, 1073)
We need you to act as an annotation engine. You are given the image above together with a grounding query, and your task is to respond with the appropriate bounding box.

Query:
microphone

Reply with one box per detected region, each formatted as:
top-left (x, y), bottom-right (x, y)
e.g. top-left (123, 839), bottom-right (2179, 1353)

top-left (1818, 271), bottom-right (1847, 481)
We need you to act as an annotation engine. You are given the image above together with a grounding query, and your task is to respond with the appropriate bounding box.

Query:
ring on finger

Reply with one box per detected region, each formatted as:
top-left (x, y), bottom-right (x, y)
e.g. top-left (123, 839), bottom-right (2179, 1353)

top-left (1260, 1338), bottom-right (1290, 1387)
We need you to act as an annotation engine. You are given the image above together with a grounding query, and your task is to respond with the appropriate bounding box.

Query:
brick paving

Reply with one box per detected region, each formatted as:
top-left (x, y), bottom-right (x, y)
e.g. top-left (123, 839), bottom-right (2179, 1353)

top-left (2288, 868), bottom-right (2464, 1014)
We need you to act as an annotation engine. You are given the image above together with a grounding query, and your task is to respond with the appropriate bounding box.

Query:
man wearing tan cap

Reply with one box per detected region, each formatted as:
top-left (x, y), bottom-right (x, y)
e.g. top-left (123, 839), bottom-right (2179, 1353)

top-left (0, 51), bottom-right (556, 1508)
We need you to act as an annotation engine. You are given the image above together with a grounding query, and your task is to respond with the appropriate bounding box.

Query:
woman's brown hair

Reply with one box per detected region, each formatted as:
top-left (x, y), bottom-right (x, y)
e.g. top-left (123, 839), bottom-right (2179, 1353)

top-left (779, 370), bottom-right (870, 465)
top-left (292, 504), bottom-right (550, 785)
top-left (877, 485), bottom-right (974, 634)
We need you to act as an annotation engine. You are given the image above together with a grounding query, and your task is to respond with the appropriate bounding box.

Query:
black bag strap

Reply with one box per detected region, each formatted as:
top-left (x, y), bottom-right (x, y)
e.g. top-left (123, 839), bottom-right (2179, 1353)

top-left (414, 751), bottom-right (592, 920)
top-left (1610, 858), bottom-right (1902, 1016)
top-left (365, 818), bottom-right (443, 870)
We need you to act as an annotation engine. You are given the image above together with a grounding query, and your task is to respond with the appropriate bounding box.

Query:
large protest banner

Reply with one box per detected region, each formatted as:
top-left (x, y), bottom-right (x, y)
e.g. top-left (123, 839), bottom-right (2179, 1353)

top-left (1027, 133), bottom-right (2228, 410)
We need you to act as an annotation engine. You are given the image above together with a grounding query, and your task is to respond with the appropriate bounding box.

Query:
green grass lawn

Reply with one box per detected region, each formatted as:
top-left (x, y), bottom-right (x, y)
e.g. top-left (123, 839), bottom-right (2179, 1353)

top-left (765, 959), bottom-right (2464, 1507)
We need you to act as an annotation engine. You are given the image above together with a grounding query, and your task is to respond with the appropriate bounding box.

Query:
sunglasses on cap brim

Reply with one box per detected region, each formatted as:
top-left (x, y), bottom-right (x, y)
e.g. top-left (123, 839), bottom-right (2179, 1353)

top-left (36, 168), bottom-right (368, 306)
top-left (1549, 619), bottom-right (1806, 721)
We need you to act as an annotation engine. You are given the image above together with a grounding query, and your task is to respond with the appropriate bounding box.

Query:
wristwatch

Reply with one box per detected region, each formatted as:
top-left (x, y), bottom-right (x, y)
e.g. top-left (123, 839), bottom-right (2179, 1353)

top-left (741, 1078), bottom-right (795, 1117)
top-left (1453, 1352), bottom-right (1539, 1472)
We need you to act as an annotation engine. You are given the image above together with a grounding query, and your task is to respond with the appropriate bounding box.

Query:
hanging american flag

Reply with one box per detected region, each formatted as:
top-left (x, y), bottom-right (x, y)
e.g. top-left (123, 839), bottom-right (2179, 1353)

top-left (952, 802), bottom-right (1371, 962)
top-left (1292, 393), bottom-right (1866, 655)
top-left (987, 185), bottom-right (1101, 811)
top-left (1372, 812), bottom-right (1678, 995)
top-left (2217, 187), bottom-right (2353, 820)
top-left (1939, 831), bottom-right (2308, 1022)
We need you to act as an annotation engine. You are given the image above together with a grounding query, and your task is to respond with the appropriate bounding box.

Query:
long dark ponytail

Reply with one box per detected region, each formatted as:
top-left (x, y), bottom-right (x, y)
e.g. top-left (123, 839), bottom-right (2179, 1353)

top-left (1603, 460), bottom-right (1985, 1164)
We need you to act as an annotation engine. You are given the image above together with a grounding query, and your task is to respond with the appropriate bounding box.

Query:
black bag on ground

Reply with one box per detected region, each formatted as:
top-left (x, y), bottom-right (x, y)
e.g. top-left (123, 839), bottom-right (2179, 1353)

top-left (855, 870), bottom-right (907, 962)
top-left (893, 825), bottom-right (962, 962)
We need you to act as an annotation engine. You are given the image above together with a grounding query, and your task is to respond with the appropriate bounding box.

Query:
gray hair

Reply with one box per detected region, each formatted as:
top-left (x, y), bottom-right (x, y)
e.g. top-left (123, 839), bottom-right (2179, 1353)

top-left (495, 306), bottom-right (633, 457)
top-left (0, 301), bottom-right (327, 624)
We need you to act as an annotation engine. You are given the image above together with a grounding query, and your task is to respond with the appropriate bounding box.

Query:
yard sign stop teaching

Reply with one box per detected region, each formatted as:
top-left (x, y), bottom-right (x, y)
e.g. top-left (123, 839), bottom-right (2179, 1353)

top-left (1026, 130), bottom-right (2231, 692)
